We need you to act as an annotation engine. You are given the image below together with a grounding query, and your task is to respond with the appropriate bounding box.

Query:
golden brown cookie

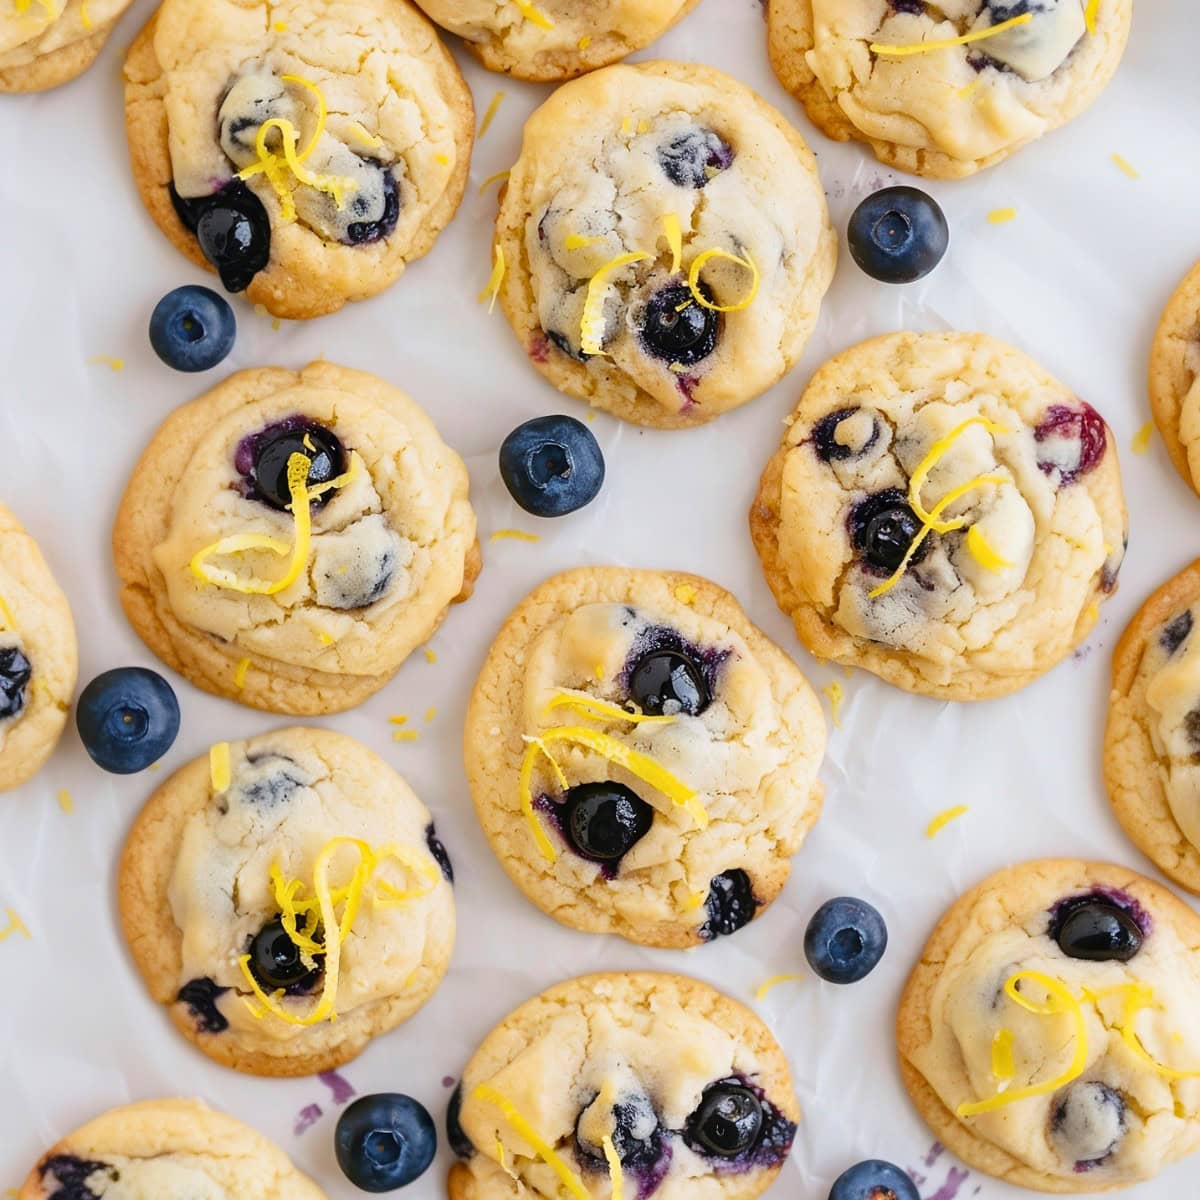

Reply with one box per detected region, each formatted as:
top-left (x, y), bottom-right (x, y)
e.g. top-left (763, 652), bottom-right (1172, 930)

top-left (113, 361), bottom-right (478, 716)
top-left (0, 0), bottom-right (132, 93)
top-left (1148, 260), bottom-right (1200, 496)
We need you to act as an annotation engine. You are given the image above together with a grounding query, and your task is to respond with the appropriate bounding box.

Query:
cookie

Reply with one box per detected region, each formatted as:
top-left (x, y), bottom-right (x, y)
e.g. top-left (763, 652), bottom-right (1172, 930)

top-left (0, 0), bottom-right (133, 93)
top-left (750, 331), bottom-right (1127, 701)
top-left (492, 60), bottom-right (837, 429)
top-left (118, 726), bottom-right (456, 1076)
top-left (897, 859), bottom-right (1200, 1192)
top-left (447, 972), bottom-right (799, 1200)
top-left (18, 1098), bottom-right (325, 1199)
top-left (412, 0), bottom-right (701, 81)
top-left (1148, 260), bottom-right (1200, 496)
top-left (113, 361), bottom-right (479, 716)
top-left (767, 0), bottom-right (1133, 180)
top-left (123, 0), bottom-right (473, 320)
top-left (463, 567), bottom-right (825, 948)
top-left (0, 503), bottom-right (77, 792)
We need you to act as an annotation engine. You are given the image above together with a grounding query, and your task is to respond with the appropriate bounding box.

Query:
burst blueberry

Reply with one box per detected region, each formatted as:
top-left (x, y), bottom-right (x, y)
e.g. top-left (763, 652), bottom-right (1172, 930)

top-left (640, 284), bottom-right (719, 366)
top-left (171, 180), bottom-right (271, 293)
top-left (684, 1081), bottom-right (762, 1158)
top-left (38, 1155), bottom-right (117, 1200)
top-left (176, 977), bottom-right (229, 1034)
top-left (149, 285), bottom-right (236, 373)
top-left (850, 490), bottom-right (928, 574)
top-left (335, 1094), bottom-right (437, 1192)
top-left (1050, 1081), bottom-right (1126, 1168)
top-left (247, 916), bottom-right (322, 991)
top-left (345, 168), bottom-right (401, 244)
top-left (562, 782), bottom-right (654, 863)
top-left (1052, 896), bottom-right (1143, 962)
top-left (828, 1159), bottom-right (919, 1200)
top-left (446, 1084), bottom-right (474, 1159)
top-left (575, 1093), bottom-right (662, 1171)
top-left (805, 897), bottom-right (888, 984)
top-left (701, 869), bottom-right (757, 939)
top-left (658, 128), bottom-right (734, 188)
top-left (75, 667), bottom-right (180, 774)
top-left (847, 186), bottom-right (949, 284)
top-left (0, 645), bottom-right (32, 721)
top-left (238, 418), bottom-right (347, 511)
top-left (499, 415), bottom-right (605, 517)
top-left (629, 647), bottom-right (710, 716)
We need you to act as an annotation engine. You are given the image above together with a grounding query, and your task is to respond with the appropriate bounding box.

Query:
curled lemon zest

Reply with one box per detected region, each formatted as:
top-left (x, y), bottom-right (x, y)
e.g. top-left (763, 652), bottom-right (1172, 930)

top-left (518, 737), bottom-right (567, 863)
top-left (966, 525), bottom-right (1012, 572)
top-left (687, 247), bottom-right (760, 313)
top-left (602, 1135), bottom-right (624, 1200)
top-left (279, 74), bottom-right (326, 163)
top-left (542, 689), bottom-right (676, 726)
top-left (991, 1028), bottom-right (1015, 1081)
top-left (478, 91), bottom-right (506, 139)
top-left (870, 11), bottom-right (1033, 56)
top-left (755, 973), bottom-right (804, 1000)
top-left (925, 804), bottom-right (968, 838)
top-left (581, 253), bottom-right (652, 355)
top-left (209, 743), bottom-right (231, 792)
top-left (297, 449), bottom-right (361, 505)
top-left (1105, 983), bottom-right (1200, 1079)
top-left (478, 169), bottom-right (510, 194)
top-left (662, 213), bottom-right (682, 274)
top-left (479, 244), bottom-right (505, 312)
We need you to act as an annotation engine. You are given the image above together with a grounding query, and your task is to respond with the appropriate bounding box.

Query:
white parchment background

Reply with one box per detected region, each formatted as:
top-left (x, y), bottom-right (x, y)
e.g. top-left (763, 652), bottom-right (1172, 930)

top-left (2, 0), bottom-right (1199, 1196)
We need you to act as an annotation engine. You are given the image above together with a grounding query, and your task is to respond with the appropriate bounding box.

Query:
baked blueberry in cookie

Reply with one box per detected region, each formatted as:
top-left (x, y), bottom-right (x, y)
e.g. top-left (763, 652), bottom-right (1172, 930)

top-left (492, 61), bottom-right (836, 428)
top-left (898, 860), bottom-right (1200, 1190)
top-left (0, 0), bottom-right (136, 93)
top-left (124, 0), bottom-right (474, 319)
top-left (17, 1099), bottom-right (326, 1199)
top-left (117, 728), bottom-right (456, 1075)
top-left (464, 568), bottom-right (825, 948)
top-left (112, 362), bottom-right (478, 716)
top-left (751, 332), bottom-right (1127, 700)
top-left (768, 0), bottom-right (1133, 178)
top-left (448, 972), bottom-right (799, 1200)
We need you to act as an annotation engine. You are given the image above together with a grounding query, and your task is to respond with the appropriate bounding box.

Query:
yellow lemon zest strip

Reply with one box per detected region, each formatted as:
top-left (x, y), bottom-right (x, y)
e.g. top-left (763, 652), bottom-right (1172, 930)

top-left (297, 450), bottom-right (360, 505)
top-left (1084, 0), bottom-right (1100, 33)
top-left (79, 0), bottom-right (91, 28)
top-left (822, 680), bottom-right (844, 728)
top-left (581, 253), bottom-right (652, 355)
top-left (991, 1028), bottom-right (1016, 1080)
top-left (1111, 152), bottom-right (1139, 180)
top-left (603, 1136), bottom-right (624, 1200)
top-left (373, 848), bottom-right (439, 905)
top-left (234, 657), bottom-right (251, 689)
top-left (513, 0), bottom-right (554, 29)
top-left (479, 243), bottom-right (505, 312)
top-left (0, 592), bottom-right (15, 629)
top-left (965, 525), bottom-right (1012, 572)
top-left (518, 738), bottom-right (566, 863)
top-left (1132, 421), bottom-right (1154, 454)
top-left (478, 169), bottom-right (510, 194)
top-left (988, 207), bottom-right (1017, 225)
top-left (870, 11), bottom-right (1032, 56)
top-left (210, 743), bottom-right (231, 792)
top-left (681, 890), bottom-right (706, 912)
top-left (578, 34), bottom-right (591, 49)
top-left (348, 120), bottom-right (383, 149)
top-left (279, 75), bottom-right (327, 163)
top-left (478, 91), bottom-right (506, 139)
top-left (908, 419), bottom-right (1010, 531)
top-left (662, 212), bottom-right (682, 275)
top-left (89, 355), bottom-right (124, 371)
top-left (925, 804), bottom-right (968, 838)
top-left (565, 234), bottom-right (604, 251)
top-left (490, 528), bottom-right (539, 542)
top-left (0, 908), bottom-right (31, 942)
top-left (542, 689), bottom-right (675, 726)
top-left (957, 971), bottom-right (1088, 1116)
top-left (1106, 983), bottom-right (1200, 1079)
top-left (755, 973), bottom-right (804, 1000)
top-left (687, 247), bottom-right (760, 313)
top-left (473, 1084), bottom-right (590, 1200)
top-left (57, 789), bottom-right (72, 814)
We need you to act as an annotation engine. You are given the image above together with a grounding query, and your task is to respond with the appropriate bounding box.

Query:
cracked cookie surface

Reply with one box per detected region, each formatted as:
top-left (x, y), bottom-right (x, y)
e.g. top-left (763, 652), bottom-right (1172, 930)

top-left (750, 331), bottom-right (1127, 701)
top-left (493, 60), bottom-right (836, 428)
top-left (123, 0), bottom-right (473, 319)
top-left (897, 859), bottom-right (1200, 1192)
top-left (767, 0), bottom-right (1132, 179)
top-left (0, 502), bottom-right (77, 792)
top-left (463, 567), bottom-right (825, 948)
top-left (0, 0), bottom-right (133, 93)
top-left (118, 727), bottom-right (456, 1076)
top-left (19, 1098), bottom-right (326, 1199)
top-left (113, 361), bottom-right (479, 716)
top-left (448, 972), bottom-right (799, 1200)
top-left (1148, 260), bottom-right (1200, 498)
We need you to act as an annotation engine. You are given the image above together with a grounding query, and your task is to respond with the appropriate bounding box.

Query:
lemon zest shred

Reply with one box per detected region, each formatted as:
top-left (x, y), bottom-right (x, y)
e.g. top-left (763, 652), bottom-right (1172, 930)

top-left (210, 743), bottom-right (232, 792)
top-left (478, 91), bottom-right (506, 139)
top-left (966, 525), bottom-right (1012, 572)
top-left (0, 592), bottom-right (15, 630)
top-left (578, 34), bottom-right (591, 49)
top-left (424, 648), bottom-right (438, 664)
top-left (755, 973), bottom-right (804, 1000)
top-left (513, 0), bottom-right (554, 29)
top-left (542, 689), bottom-right (675, 726)
top-left (603, 1135), bottom-right (624, 1200)
top-left (565, 234), bottom-right (604, 250)
top-left (518, 737), bottom-right (566, 863)
top-left (479, 243), bottom-right (505, 312)
top-left (425, 707), bottom-right (437, 723)
top-left (991, 1028), bottom-right (1016, 1081)
top-left (926, 804), bottom-right (968, 838)
top-left (870, 11), bottom-right (1033, 57)
top-left (1084, 0), bottom-right (1100, 33)
top-left (79, 0), bottom-right (91, 28)
top-left (687, 247), bottom-right (759, 313)
top-left (954, 78), bottom-right (982, 99)
top-left (393, 729), bottom-right (419, 743)
top-left (89, 355), bottom-right (124, 371)
top-left (988, 207), bottom-right (1017, 225)
top-left (1132, 421), bottom-right (1154, 454)
top-left (390, 714), bottom-right (409, 726)
top-left (1103, 983), bottom-right (1200, 1079)
top-left (673, 583), bottom-right (697, 604)
top-left (581, 253), bottom-right (652, 355)
top-left (1111, 152), bottom-right (1139, 179)
top-left (490, 528), bottom-right (539, 542)
top-left (57, 789), bottom-right (72, 813)
top-left (681, 890), bottom-right (706, 912)
top-left (234, 657), bottom-right (251, 690)
top-left (0, 908), bottom-right (31, 942)
top-left (478, 169), bottom-right (510, 194)
top-left (662, 212), bottom-right (682, 275)
top-left (822, 680), bottom-right (844, 728)
top-left (348, 120), bottom-right (383, 149)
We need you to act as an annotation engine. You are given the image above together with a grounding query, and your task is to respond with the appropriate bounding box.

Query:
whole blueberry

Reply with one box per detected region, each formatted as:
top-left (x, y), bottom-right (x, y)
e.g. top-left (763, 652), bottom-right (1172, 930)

top-left (149, 285), bottom-right (236, 373)
top-left (640, 284), bottom-right (719, 366)
top-left (1052, 897), bottom-right (1143, 962)
top-left (247, 917), bottom-right (321, 991)
top-left (628, 647), bottom-right (710, 716)
top-left (804, 897), bottom-right (888, 984)
top-left (499, 415), bottom-right (605, 517)
top-left (847, 187), bottom-right (949, 284)
top-left (828, 1159), bottom-right (919, 1200)
top-left (241, 419), bottom-right (347, 511)
top-left (701, 869), bottom-right (758, 940)
top-left (562, 782), bottom-right (654, 863)
top-left (335, 1094), bottom-right (437, 1192)
top-left (196, 201), bottom-right (270, 293)
top-left (684, 1081), bottom-right (763, 1158)
top-left (0, 645), bottom-right (32, 721)
top-left (850, 490), bottom-right (928, 574)
top-left (75, 667), bottom-right (180, 774)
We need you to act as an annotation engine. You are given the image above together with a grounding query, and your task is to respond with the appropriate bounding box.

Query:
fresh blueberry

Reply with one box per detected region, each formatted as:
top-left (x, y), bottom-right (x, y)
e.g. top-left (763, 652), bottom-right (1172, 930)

top-left (805, 897), bottom-right (888, 984)
top-left (176, 977), bottom-right (229, 1033)
top-left (828, 1159), bottom-right (919, 1200)
top-left (640, 284), bottom-right (719, 366)
top-left (562, 782), bottom-right (654, 863)
top-left (236, 417), bottom-right (347, 511)
top-left (575, 1093), bottom-right (662, 1171)
top-left (446, 1083), bottom-right (475, 1159)
top-left (345, 168), bottom-right (401, 244)
top-left (847, 187), bottom-right (949, 284)
top-left (335, 1094), bottom-right (437, 1192)
top-left (657, 128), bottom-right (734, 189)
top-left (499, 415), bottom-right (605, 517)
top-left (172, 180), bottom-right (271, 293)
top-left (1052, 896), bottom-right (1143, 962)
top-left (850, 490), bottom-right (927, 574)
top-left (701, 869), bottom-right (758, 940)
top-left (684, 1081), bottom-right (763, 1158)
top-left (38, 1155), bottom-right (118, 1200)
top-left (148, 285), bottom-right (236, 373)
top-left (247, 917), bottom-right (322, 991)
top-left (0, 645), bottom-right (32, 721)
top-left (75, 667), bottom-right (180, 774)
top-left (1161, 610), bottom-right (1193, 656)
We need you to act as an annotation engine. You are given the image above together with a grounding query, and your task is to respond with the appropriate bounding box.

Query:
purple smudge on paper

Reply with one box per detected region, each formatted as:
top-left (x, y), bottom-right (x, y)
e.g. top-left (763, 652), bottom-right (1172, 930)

top-left (319, 1069), bottom-right (357, 1104)
top-left (925, 1166), bottom-right (970, 1200)
top-left (923, 1142), bottom-right (945, 1168)
top-left (294, 1103), bottom-right (322, 1136)
top-left (442, 1075), bottom-right (456, 1088)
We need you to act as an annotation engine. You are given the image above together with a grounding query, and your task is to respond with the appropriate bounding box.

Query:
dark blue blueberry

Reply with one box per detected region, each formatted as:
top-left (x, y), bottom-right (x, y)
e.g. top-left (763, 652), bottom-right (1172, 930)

top-left (575, 1093), bottom-right (663, 1172)
top-left (850, 490), bottom-right (927, 574)
top-left (247, 916), bottom-right (322, 991)
top-left (629, 647), bottom-right (710, 716)
top-left (640, 284), bottom-right (719, 366)
top-left (1035, 403), bottom-right (1107, 485)
top-left (499, 415), bottom-right (605, 518)
top-left (236, 757), bottom-right (307, 807)
top-left (701, 869), bottom-right (757, 940)
top-left (847, 187), bottom-right (949, 284)
top-left (813, 407), bottom-right (879, 463)
top-left (828, 1159), bottom-right (919, 1200)
top-left (38, 1155), bottom-right (117, 1200)
top-left (446, 1083), bottom-right (475, 1159)
top-left (345, 168), bottom-right (401, 244)
top-left (335, 1094), bottom-right (437, 1192)
top-left (684, 1081), bottom-right (762, 1158)
top-left (1051, 895), bottom-right (1143, 962)
top-left (0, 645), bottom-right (32, 721)
top-left (1051, 1081), bottom-right (1127, 1170)
top-left (562, 782), bottom-right (654, 864)
top-left (171, 180), bottom-right (271, 293)
top-left (235, 417), bottom-right (347, 511)
top-left (890, 0), bottom-right (925, 12)
top-left (546, 329), bottom-right (592, 362)
top-left (176, 977), bottom-right (229, 1033)
top-left (657, 128), bottom-right (734, 189)
top-left (426, 823), bottom-right (454, 883)
top-left (148, 285), bottom-right (236, 373)
top-left (75, 667), bottom-right (180, 774)
top-left (804, 897), bottom-right (888, 984)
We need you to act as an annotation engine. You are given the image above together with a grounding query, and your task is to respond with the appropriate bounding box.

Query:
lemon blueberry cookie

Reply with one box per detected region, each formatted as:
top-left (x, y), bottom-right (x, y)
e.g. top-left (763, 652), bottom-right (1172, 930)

top-left (118, 727), bottom-right (456, 1076)
top-left (124, 0), bottom-right (473, 320)
top-left (0, 0), bottom-right (134, 93)
top-left (447, 972), bottom-right (799, 1200)
top-left (491, 60), bottom-right (837, 429)
top-left (113, 361), bottom-right (478, 716)
top-left (19, 1098), bottom-right (326, 1200)
top-left (750, 331), bottom-right (1127, 701)
top-left (412, 0), bottom-right (700, 82)
top-left (463, 567), bottom-right (825, 948)
top-left (1148, 260), bottom-right (1200, 497)
top-left (898, 859), bottom-right (1200, 1192)
top-left (1104, 560), bottom-right (1200, 895)
top-left (767, 0), bottom-right (1133, 180)
top-left (0, 503), bottom-right (77, 792)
